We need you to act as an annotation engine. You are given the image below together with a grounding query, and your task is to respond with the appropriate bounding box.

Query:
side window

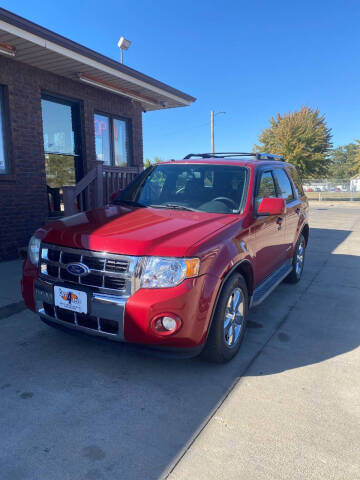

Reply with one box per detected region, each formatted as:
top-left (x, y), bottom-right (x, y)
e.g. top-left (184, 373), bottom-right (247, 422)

top-left (256, 171), bottom-right (277, 206)
top-left (204, 169), bottom-right (214, 187)
top-left (287, 166), bottom-right (304, 196)
top-left (273, 169), bottom-right (294, 203)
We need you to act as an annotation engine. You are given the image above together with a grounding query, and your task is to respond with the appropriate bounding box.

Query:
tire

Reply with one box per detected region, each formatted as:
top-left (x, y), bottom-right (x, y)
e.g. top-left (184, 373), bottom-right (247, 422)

top-left (202, 273), bottom-right (248, 363)
top-left (285, 233), bottom-right (306, 284)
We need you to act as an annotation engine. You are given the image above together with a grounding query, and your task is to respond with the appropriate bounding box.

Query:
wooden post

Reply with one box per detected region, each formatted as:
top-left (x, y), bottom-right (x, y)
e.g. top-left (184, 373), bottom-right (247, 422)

top-left (95, 160), bottom-right (104, 207)
top-left (63, 186), bottom-right (76, 217)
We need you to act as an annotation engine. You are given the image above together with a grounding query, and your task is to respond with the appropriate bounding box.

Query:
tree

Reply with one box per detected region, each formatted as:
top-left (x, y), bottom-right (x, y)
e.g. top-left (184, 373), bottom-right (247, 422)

top-left (326, 143), bottom-right (358, 179)
top-left (143, 157), bottom-right (163, 168)
top-left (144, 158), bottom-right (152, 168)
top-left (351, 140), bottom-right (360, 176)
top-left (45, 154), bottom-right (75, 188)
top-left (254, 107), bottom-right (332, 177)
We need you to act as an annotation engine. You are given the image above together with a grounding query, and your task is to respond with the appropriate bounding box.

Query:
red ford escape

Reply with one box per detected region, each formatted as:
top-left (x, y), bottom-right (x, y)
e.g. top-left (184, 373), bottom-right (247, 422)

top-left (22, 153), bottom-right (309, 362)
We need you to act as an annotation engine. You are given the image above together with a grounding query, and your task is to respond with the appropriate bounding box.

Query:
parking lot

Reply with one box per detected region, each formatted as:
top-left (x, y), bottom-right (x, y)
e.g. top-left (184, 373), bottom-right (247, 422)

top-left (1, 205), bottom-right (359, 480)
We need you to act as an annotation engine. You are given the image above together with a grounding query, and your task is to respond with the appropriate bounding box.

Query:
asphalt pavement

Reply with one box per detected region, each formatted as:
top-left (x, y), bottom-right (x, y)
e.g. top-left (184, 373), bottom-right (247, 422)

top-left (0, 205), bottom-right (359, 480)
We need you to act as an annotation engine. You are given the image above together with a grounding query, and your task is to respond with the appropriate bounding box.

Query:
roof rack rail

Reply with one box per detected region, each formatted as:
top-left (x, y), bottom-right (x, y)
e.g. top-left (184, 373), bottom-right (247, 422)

top-left (183, 152), bottom-right (284, 161)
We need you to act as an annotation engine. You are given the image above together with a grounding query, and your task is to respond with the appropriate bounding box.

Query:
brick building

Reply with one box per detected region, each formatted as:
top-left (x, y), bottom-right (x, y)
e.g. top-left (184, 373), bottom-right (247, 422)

top-left (0, 8), bottom-right (195, 260)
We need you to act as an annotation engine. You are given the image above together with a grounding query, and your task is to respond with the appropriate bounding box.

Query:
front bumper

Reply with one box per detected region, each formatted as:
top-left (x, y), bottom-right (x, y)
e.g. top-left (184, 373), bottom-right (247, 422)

top-left (34, 277), bottom-right (127, 341)
top-left (23, 259), bottom-right (220, 350)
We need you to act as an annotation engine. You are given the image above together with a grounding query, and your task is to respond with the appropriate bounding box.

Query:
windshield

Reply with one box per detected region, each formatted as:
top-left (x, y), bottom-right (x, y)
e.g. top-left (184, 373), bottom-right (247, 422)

top-left (112, 164), bottom-right (248, 214)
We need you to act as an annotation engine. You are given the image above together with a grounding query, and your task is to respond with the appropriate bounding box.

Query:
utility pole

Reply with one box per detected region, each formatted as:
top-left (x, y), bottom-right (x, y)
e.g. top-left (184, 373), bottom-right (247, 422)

top-left (210, 110), bottom-right (225, 154)
top-left (211, 110), bottom-right (215, 153)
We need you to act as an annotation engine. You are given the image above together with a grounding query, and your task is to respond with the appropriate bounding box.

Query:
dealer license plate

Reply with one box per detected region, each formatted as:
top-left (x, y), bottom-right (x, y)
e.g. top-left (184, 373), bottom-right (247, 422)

top-left (54, 286), bottom-right (88, 314)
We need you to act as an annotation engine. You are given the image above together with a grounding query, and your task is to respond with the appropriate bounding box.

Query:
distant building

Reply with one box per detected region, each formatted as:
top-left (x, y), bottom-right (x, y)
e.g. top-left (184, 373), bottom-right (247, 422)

top-left (350, 174), bottom-right (360, 192)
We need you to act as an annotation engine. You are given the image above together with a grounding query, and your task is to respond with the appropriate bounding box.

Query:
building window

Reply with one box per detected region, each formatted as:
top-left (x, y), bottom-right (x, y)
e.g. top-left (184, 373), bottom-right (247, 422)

top-left (0, 86), bottom-right (8, 174)
top-left (94, 113), bottom-right (131, 167)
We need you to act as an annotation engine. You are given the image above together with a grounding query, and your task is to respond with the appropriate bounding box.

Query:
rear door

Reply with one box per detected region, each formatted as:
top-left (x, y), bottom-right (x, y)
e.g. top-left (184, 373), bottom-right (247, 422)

top-left (253, 169), bottom-right (287, 284)
top-left (273, 167), bottom-right (301, 256)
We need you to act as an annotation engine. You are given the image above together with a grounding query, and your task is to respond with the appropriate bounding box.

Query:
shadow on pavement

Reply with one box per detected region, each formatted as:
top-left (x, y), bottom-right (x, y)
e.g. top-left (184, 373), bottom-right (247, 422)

top-left (245, 226), bottom-right (360, 376)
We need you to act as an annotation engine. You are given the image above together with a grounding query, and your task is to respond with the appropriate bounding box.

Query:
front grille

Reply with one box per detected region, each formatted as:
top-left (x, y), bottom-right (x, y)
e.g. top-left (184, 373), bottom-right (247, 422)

top-left (42, 302), bottom-right (118, 335)
top-left (104, 277), bottom-right (126, 290)
top-left (62, 252), bottom-right (80, 264)
top-left (48, 249), bottom-right (60, 262)
top-left (105, 259), bottom-right (128, 273)
top-left (47, 264), bottom-right (59, 278)
top-left (39, 243), bottom-right (138, 295)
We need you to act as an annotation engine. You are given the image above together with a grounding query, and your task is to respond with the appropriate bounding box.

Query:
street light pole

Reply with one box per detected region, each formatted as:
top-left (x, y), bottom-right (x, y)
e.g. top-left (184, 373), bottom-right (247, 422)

top-left (210, 110), bottom-right (225, 154)
top-left (211, 110), bottom-right (215, 153)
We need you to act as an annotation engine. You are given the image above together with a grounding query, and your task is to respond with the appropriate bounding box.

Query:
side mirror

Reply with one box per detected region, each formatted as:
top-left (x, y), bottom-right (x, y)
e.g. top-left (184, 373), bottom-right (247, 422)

top-left (109, 190), bottom-right (121, 203)
top-left (257, 197), bottom-right (286, 216)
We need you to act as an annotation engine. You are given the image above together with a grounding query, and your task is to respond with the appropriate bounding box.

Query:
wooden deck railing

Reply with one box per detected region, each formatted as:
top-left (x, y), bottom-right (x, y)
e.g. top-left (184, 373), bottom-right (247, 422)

top-left (63, 161), bottom-right (142, 216)
top-left (103, 165), bottom-right (142, 204)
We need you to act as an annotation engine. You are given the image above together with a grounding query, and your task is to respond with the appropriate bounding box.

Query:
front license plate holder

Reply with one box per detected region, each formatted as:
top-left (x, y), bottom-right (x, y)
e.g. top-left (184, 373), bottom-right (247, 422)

top-left (54, 285), bottom-right (89, 314)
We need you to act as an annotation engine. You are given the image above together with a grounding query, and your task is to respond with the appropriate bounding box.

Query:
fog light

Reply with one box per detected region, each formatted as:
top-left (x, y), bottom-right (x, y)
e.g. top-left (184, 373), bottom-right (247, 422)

top-left (151, 314), bottom-right (181, 335)
top-left (162, 316), bottom-right (176, 331)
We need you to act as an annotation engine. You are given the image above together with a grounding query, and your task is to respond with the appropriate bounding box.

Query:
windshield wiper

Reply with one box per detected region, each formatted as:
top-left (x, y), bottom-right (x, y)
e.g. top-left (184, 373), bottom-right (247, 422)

top-left (148, 203), bottom-right (200, 212)
top-left (112, 199), bottom-right (146, 207)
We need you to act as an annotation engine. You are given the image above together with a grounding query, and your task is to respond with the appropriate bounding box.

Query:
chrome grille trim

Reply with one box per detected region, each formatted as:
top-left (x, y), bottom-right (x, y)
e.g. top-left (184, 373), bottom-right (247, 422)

top-left (39, 243), bottom-right (141, 296)
top-left (39, 308), bottom-right (120, 339)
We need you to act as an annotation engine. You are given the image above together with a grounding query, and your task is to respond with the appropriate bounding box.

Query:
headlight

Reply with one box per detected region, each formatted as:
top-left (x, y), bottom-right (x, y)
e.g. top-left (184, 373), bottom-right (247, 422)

top-left (28, 236), bottom-right (41, 266)
top-left (140, 257), bottom-right (200, 289)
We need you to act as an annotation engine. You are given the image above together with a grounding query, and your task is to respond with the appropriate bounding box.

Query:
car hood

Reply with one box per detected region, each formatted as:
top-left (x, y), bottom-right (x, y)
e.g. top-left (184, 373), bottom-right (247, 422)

top-left (40, 205), bottom-right (237, 257)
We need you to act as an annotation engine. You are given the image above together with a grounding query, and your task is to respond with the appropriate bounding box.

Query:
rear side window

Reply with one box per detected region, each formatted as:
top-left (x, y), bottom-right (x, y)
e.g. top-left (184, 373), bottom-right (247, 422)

top-left (287, 166), bottom-right (304, 196)
top-left (273, 169), bottom-right (294, 203)
top-left (256, 171), bottom-right (277, 206)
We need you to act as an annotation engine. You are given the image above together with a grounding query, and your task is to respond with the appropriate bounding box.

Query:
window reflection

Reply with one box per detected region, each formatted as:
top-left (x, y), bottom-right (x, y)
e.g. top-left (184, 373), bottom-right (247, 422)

top-left (41, 96), bottom-right (81, 216)
top-left (45, 154), bottom-right (76, 188)
top-left (0, 87), bottom-right (7, 173)
top-left (94, 114), bottom-right (110, 165)
top-left (41, 99), bottom-right (75, 155)
top-left (113, 118), bottom-right (128, 167)
top-left (94, 113), bottom-right (130, 167)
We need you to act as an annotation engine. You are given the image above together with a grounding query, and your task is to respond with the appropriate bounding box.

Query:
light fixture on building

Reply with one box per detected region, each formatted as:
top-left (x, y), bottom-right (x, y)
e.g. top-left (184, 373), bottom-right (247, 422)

top-left (117, 37), bottom-right (131, 64)
top-left (0, 42), bottom-right (16, 57)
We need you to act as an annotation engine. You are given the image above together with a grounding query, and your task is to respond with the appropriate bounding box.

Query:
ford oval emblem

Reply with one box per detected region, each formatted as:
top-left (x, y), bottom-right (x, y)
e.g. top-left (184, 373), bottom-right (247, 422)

top-left (66, 263), bottom-right (90, 277)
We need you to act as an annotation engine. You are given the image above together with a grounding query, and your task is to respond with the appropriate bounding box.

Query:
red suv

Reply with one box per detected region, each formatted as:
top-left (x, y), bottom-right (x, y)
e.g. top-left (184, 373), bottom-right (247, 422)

top-left (22, 153), bottom-right (309, 362)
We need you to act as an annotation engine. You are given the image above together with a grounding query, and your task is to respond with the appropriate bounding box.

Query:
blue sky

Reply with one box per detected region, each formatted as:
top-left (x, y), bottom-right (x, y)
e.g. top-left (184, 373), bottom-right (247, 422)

top-left (3, 0), bottom-right (360, 160)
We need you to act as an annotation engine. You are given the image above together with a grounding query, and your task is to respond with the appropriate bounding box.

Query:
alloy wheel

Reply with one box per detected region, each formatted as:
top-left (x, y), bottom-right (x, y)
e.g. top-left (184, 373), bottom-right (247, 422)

top-left (295, 238), bottom-right (305, 277)
top-left (223, 287), bottom-right (244, 347)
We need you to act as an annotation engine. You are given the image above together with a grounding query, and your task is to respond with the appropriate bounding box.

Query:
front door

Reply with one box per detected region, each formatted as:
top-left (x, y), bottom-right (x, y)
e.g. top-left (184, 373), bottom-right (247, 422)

top-left (41, 94), bottom-right (83, 216)
top-left (272, 167), bottom-right (301, 254)
top-left (253, 169), bottom-right (287, 285)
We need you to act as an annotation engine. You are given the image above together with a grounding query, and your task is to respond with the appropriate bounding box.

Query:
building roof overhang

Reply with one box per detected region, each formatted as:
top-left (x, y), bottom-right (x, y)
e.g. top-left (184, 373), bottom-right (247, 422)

top-left (0, 8), bottom-right (196, 111)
